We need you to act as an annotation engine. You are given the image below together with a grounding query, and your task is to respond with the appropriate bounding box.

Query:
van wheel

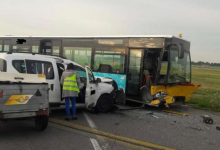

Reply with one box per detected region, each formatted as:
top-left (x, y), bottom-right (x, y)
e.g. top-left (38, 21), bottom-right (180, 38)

top-left (35, 116), bottom-right (48, 131)
top-left (95, 94), bottom-right (112, 113)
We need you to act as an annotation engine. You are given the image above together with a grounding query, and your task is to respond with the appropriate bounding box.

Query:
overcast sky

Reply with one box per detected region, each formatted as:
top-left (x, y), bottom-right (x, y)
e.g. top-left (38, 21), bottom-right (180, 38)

top-left (0, 0), bottom-right (219, 63)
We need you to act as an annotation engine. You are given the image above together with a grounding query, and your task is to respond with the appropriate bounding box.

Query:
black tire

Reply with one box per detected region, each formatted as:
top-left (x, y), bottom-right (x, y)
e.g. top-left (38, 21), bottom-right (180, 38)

top-left (144, 104), bottom-right (151, 108)
top-left (158, 100), bottom-right (167, 109)
top-left (203, 118), bottom-right (213, 124)
top-left (95, 94), bottom-right (112, 113)
top-left (35, 116), bottom-right (48, 131)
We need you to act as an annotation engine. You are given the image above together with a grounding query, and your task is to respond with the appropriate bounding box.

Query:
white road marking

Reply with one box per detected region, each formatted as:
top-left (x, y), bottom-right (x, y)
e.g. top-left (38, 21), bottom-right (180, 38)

top-left (83, 112), bottom-right (103, 150)
top-left (90, 138), bottom-right (103, 150)
top-left (152, 115), bottom-right (159, 119)
top-left (83, 112), bottom-right (109, 150)
top-left (83, 112), bottom-right (97, 129)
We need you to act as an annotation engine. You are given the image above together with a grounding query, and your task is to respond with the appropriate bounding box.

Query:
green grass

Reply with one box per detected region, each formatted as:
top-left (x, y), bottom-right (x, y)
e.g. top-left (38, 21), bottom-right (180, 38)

top-left (189, 66), bottom-right (220, 111)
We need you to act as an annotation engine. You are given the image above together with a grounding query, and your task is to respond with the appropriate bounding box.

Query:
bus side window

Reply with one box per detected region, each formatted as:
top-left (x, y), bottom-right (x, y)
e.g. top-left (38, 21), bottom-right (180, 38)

top-left (63, 47), bottom-right (92, 67)
top-left (0, 40), bottom-right (2, 51)
top-left (12, 60), bottom-right (26, 73)
top-left (94, 49), bottom-right (126, 74)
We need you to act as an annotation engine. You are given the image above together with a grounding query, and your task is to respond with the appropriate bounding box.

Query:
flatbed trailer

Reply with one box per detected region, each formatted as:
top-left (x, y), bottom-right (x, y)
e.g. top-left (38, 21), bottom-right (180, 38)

top-left (0, 73), bottom-right (49, 131)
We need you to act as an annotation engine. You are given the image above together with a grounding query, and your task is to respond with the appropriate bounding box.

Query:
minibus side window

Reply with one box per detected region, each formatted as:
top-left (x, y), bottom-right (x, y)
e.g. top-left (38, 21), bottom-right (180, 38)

top-left (12, 60), bottom-right (26, 73)
top-left (76, 67), bottom-right (86, 78)
top-left (0, 58), bottom-right (7, 72)
top-left (26, 60), bottom-right (54, 79)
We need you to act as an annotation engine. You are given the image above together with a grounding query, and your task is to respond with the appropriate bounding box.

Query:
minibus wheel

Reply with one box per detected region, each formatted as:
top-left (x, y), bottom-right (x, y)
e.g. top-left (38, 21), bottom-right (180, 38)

top-left (95, 94), bottom-right (112, 113)
top-left (35, 116), bottom-right (48, 131)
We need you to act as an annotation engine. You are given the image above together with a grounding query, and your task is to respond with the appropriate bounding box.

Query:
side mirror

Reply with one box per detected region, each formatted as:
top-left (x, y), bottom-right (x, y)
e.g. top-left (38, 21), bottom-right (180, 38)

top-left (176, 44), bottom-right (184, 59)
top-left (96, 78), bottom-right (101, 83)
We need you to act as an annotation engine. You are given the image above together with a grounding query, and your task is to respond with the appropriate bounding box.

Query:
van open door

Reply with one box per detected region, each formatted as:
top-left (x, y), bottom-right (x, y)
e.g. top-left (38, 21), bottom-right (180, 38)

top-left (85, 66), bottom-right (98, 108)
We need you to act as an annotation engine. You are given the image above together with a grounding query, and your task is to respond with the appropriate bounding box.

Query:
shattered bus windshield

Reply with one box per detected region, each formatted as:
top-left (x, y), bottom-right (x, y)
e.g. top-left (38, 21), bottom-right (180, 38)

top-left (168, 50), bottom-right (191, 84)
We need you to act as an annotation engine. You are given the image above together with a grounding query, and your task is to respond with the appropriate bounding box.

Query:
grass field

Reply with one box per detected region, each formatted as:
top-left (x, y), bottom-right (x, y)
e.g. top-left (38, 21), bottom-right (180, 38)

top-left (189, 66), bottom-right (220, 111)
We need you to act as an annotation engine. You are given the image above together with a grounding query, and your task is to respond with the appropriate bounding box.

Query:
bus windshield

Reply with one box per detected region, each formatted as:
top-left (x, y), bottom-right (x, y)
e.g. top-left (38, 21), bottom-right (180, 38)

top-left (168, 50), bottom-right (191, 84)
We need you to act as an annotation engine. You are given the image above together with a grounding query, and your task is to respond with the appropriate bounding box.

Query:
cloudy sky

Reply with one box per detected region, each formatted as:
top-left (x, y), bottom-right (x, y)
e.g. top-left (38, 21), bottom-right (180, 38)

top-left (0, 0), bottom-right (219, 62)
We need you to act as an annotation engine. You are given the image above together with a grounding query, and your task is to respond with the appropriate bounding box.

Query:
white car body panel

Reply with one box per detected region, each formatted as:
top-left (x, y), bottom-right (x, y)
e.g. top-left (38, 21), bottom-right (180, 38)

top-left (85, 66), bottom-right (114, 108)
top-left (0, 53), bottom-right (114, 109)
top-left (0, 53), bottom-right (61, 104)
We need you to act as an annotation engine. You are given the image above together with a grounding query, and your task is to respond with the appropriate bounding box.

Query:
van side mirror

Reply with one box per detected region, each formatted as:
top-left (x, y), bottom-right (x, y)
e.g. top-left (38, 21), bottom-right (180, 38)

top-left (176, 44), bottom-right (184, 59)
top-left (96, 78), bottom-right (101, 83)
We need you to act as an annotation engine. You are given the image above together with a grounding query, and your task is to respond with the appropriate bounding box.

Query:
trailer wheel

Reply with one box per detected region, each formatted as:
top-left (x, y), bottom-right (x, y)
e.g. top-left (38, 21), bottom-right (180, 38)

top-left (35, 116), bottom-right (48, 131)
top-left (95, 94), bottom-right (112, 113)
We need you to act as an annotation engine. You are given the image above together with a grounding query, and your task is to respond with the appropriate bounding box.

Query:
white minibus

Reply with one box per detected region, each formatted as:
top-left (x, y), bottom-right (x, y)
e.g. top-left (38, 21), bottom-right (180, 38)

top-left (0, 52), bottom-right (116, 112)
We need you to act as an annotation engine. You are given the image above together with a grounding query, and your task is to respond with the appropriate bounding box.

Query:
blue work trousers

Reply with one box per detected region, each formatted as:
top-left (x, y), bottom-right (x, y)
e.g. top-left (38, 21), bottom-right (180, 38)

top-left (65, 97), bottom-right (76, 117)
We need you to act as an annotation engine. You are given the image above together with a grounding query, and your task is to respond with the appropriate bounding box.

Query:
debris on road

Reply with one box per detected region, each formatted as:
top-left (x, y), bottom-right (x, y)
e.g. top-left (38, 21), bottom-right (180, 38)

top-left (202, 115), bottom-right (213, 124)
top-left (146, 111), bottom-right (154, 115)
top-left (188, 126), bottom-right (203, 131)
top-left (162, 110), bottom-right (190, 116)
top-left (152, 115), bottom-right (159, 119)
top-left (146, 112), bottom-right (159, 119)
top-left (216, 126), bottom-right (220, 130)
top-left (117, 105), bottom-right (144, 111)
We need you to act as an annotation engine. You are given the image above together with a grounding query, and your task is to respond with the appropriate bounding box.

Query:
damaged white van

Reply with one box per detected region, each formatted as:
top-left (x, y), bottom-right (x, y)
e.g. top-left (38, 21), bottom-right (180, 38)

top-left (0, 52), bottom-right (117, 112)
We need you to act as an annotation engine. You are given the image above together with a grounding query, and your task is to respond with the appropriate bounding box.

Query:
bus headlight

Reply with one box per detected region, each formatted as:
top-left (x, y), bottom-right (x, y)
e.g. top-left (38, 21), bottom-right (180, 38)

top-left (154, 92), bottom-right (168, 99)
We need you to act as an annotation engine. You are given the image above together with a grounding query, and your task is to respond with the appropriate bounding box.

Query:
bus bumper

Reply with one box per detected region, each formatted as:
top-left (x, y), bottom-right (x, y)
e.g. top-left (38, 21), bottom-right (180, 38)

top-left (149, 96), bottom-right (175, 107)
top-left (149, 84), bottom-right (201, 107)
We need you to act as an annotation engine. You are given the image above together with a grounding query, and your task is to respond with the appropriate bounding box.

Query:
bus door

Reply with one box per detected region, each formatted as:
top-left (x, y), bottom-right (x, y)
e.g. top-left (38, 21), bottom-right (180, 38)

top-left (126, 49), bottom-right (144, 100)
top-left (40, 40), bottom-right (61, 56)
top-left (2, 39), bottom-right (11, 52)
top-left (40, 40), bottom-right (52, 54)
top-left (141, 49), bottom-right (162, 104)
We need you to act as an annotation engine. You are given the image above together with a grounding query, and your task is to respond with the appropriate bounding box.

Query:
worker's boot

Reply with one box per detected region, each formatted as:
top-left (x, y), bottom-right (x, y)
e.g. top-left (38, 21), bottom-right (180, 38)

top-left (65, 117), bottom-right (70, 121)
top-left (72, 116), bottom-right (78, 120)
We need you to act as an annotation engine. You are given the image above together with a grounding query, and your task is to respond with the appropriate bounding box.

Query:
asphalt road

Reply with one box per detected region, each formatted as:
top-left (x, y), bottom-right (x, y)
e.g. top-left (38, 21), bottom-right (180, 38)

top-left (0, 104), bottom-right (220, 150)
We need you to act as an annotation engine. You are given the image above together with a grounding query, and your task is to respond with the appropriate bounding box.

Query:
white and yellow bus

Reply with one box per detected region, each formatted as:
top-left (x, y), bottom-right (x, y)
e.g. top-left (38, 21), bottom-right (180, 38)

top-left (0, 35), bottom-right (200, 107)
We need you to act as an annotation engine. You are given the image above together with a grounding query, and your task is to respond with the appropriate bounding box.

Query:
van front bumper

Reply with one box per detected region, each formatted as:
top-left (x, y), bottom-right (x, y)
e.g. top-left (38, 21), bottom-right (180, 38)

top-left (112, 88), bottom-right (125, 104)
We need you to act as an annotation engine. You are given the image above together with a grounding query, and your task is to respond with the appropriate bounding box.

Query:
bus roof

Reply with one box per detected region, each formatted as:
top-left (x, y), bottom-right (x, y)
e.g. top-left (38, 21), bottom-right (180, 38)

top-left (0, 35), bottom-right (189, 40)
top-left (1, 35), bottom-right (174, 38)
top-left (0, 35), bottom-right (190, 42)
